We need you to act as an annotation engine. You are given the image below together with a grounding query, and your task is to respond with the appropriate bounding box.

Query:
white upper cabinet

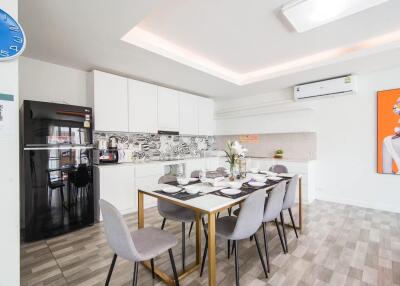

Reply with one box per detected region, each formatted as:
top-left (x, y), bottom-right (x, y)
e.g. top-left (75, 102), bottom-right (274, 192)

top-left (90, 70), bottom-right (129, 132)
top-left (198, 97), bottom-right (215, 135)
top-left (157, 86), bottom-right (179, 132)
top-left (179, 92), bottom-right (198, 135)
top-left (128, 79), bottom-right (158, 133)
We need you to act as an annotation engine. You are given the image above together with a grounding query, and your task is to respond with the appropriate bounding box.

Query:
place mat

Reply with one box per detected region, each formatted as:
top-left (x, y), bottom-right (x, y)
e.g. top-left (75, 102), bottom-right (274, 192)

top-left (212, 177), bottom-right (288, 199)
top-left (154, 189), bottom-right (204, 201)
top-left (154, 179), bottom-right (204, 201)
top-left (166, 179), bottom-right (200, 187)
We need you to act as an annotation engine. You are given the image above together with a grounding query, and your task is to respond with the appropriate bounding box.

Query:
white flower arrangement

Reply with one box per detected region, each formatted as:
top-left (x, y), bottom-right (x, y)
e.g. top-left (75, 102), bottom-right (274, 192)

top-left (225, 141), bottom-right (247, 177)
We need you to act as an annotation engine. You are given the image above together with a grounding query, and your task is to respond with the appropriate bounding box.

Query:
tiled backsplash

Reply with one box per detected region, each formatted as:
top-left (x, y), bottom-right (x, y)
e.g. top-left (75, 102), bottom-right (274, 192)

top-left (94, 132), bottom-right (216, 161)
top-left (215, 132), bottom-right (317, 160)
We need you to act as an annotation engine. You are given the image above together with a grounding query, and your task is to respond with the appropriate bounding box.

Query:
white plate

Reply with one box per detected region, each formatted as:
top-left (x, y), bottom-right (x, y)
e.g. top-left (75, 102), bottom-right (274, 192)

top-left (260, 170), bottom-right (277, 176)
top-left (268, 176), bottom-right (281, 181)
top-left (249, 168), bottom-right (260, 173)
top-left (248, 181), bottom-right (265, 187)
top-left (159, 185), bottom-right (182, 193)
top-left (188, 178), bottom-right (199, 182)
top-left (221, 188), bottom-right (241, 195)
top-left (185, 185), bottom-right (201, 194)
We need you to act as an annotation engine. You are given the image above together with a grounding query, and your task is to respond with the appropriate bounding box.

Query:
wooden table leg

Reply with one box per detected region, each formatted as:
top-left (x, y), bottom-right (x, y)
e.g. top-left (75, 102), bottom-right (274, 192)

top-left (298, 177), bottom-right (303, 234)
top-left (138, 191), bottom-right (144, 229)
top-left (195, 212), bottom-right (201, 265)
top-left (208, 212), bottom-right (216, 286)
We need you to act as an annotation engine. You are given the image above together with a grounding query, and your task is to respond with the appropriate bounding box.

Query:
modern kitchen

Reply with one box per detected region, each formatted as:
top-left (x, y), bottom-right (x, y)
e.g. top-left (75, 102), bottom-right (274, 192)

top-left (1, 0), bottom-right (400, 285)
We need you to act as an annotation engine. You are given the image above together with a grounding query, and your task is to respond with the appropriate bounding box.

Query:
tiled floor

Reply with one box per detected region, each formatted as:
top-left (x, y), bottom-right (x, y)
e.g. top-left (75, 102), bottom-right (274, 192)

top-left (21, 200), bottom-right (400, 286)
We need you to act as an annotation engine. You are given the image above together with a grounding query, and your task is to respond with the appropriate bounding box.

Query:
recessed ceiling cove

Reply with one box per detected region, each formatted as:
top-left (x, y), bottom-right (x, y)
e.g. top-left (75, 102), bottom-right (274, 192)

top-left (121, 0), bottom-right (400, 85)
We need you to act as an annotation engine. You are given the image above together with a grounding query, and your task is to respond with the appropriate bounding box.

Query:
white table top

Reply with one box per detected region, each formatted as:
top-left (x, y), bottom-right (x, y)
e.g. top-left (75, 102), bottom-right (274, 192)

top-left (139, 175), bottom-right (296, 213)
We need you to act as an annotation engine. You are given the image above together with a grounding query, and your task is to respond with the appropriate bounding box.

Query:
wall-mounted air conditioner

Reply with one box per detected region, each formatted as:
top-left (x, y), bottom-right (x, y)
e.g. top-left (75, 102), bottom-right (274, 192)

top-left (294, 75), bottom-right (356, 100)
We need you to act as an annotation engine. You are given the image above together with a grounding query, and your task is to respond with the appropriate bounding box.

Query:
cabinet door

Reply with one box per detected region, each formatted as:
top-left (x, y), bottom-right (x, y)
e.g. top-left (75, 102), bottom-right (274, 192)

top-left (185, 159), bottom-right (206, 176)
top-left (92, 70), bottom-right (128, 132)
top-left (135, 176), bottom-right (159, 209)
top-left (157, 86), bottom-right (179, 131)
top-left (198, 97), bottom-right (215, 135)
top-left (179, 92), bottom-right (198, 135)
top-left (128, 79), bottom-right (158, 133)
top-left (98, 165), bottom-right (136, 213)
top-left (206, 157), bottom-right (220, 170)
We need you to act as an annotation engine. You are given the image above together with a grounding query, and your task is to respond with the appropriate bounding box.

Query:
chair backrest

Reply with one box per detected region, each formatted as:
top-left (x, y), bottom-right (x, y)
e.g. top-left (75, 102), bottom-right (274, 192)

top-left (157, 175), bottom-right (182, 214)
top-left (282, 175), bottom-right (299, 210)
top-left (263, 181), bottom-right (286, 222)
top-left (74, 164), bottom-right (90, 187)
top-left (231, 189), bottom-right (266, 240)
top-left (190, 170), bottom-right (200, 178)
top-left (100, 199), bottom-right (141, 262)
top-left (269, 164), bottom-right (288, 173)
top-left (216, 167), bottom-right (227, 175)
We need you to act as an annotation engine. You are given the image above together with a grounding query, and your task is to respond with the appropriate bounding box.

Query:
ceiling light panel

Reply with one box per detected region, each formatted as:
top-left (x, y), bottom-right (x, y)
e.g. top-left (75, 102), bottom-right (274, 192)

top-left (282, 0), bottom-right (390, 33)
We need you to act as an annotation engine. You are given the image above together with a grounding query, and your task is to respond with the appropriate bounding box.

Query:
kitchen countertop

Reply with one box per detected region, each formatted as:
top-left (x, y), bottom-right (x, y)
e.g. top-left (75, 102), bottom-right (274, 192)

top-left (94, 156), bottom-right (220, 168)
top-left (94, 155), bottom-right (315, 168)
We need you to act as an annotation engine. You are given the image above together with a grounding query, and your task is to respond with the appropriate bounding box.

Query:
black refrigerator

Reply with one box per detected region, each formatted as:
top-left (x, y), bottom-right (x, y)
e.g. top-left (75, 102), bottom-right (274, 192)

top-left (22, 100), bottom-right (95, 242)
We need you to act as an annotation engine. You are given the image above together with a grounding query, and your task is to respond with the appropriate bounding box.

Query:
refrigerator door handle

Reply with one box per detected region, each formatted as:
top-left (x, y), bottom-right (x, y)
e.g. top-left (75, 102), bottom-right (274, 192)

top-left (24, 145), bottom-right (94, 151)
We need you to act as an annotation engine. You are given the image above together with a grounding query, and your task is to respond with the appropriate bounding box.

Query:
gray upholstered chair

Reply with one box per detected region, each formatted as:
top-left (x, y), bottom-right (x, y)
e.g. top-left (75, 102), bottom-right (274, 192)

top-left (280, 175), bottom-right (299, 252)
top-left (269, 164), bottom-right (288, 173)
top-left (261, 181), bottom-right (287, 272)
top-left (100, 199), bottom-right (180, 286)
top-left (200, 189), bottom-right (268, 285)
top-left (190, 170), bottom-right (201, 178)
top-left (157, 175), bottom-right (196, 271)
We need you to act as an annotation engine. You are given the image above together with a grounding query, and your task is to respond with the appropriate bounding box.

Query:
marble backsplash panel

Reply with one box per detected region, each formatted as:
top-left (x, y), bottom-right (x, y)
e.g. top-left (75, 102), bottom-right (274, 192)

top-left (215, 132), bottom-right (317, 160)
top-left (94, 131), bottom-right (215, 161)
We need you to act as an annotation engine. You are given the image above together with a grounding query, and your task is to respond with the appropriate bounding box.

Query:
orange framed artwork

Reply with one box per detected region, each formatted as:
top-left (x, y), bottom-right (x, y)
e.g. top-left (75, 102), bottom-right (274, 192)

top-left (377, 89), bottom-right (400, 174)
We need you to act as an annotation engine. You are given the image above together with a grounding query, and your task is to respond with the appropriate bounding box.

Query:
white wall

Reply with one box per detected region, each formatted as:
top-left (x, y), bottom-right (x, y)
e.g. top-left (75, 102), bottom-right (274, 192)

top-left (0, 0), bottom-right (20, 284)
top-left (216, 66), bottom-right (400, 213)
top-left (19, 57), bottom-right (89, 107)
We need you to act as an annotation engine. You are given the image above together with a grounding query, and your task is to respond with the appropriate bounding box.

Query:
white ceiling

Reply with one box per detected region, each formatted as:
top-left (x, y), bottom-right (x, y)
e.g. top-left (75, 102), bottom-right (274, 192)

top-left (20, 0), bottom-right (400, 98)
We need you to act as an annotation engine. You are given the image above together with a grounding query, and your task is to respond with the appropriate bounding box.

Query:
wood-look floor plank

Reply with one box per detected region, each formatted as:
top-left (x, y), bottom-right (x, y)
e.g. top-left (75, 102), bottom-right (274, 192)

top-left (21, 201), bottom-right (400, 286)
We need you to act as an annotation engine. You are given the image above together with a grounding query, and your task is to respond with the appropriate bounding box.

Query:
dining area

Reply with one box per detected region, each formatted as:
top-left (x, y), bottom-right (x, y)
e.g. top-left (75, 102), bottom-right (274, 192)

top-left (100, 164), bottom-right (302, 286)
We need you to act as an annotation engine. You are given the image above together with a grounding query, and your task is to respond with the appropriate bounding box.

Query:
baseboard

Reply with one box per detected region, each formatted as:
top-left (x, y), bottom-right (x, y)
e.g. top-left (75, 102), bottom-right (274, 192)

top-left (315, 193), bottom-right (400, 213)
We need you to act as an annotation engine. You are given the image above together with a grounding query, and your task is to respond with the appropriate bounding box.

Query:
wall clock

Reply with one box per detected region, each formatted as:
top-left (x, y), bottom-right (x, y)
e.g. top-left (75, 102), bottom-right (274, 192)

top-left (0, 8), bottom-right (26, 61)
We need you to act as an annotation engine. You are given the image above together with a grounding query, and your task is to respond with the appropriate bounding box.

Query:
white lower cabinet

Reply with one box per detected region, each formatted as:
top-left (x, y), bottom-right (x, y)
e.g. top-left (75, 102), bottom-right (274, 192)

top-left (94, 165), bottom-right (136, 220)
top-left (135, 163), bottom-right (164, 209)
top-left (205, 157), bottom-right (220, 170)
top-left (185, 158), bottom-right (206, 176)
top-left (135, 176), bottom-right (159, 209)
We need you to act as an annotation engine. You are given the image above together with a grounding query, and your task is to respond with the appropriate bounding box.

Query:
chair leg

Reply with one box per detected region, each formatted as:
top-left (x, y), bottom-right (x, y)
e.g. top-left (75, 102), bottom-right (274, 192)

top-left (217, 212), bottom-right (220, 219)
top-left (262, 223), bottom-right (270, 273)
top-left (105, 254), bottom-right (117, 286)
top-left (182, 222), bottom-right (185, 271)
top-left (228, 207), bottom-right (232, 216)
top-left (201, 217), bottom-right (208, 237)
top-left (188, 221), bottom-right (194, 237)
top-left (231, 240), bottom-right (235, 256)
top-left (150, 258), bottom-right (155, 279)
top-left (168, 249), bottom-right (180, 286)
top-left (59, 187), bottom-right (65, 207)
top-left (288, 208), bottom-right (299, 238)
top-left (228, 240), bottom-right (231, 259)
top-left (254, 234), bottom-right (268, 278)
top-left (274, 219), bottom-right (286, 254)
top-left (132, 262), bottom-right (139, 286)
top-left (280, 212), bottom-right (288, 253)
top-left (200, 236), bottom-right (208, 277)
top-left (161, 218), bottom-right (166, 230)
top-left (234, 240), bottom-right (239, 286)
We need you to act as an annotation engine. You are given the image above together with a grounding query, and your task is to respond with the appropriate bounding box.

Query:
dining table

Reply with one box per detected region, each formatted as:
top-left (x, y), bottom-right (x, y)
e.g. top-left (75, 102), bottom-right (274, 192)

top-left (137, 174), bottom-right (303, 286)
